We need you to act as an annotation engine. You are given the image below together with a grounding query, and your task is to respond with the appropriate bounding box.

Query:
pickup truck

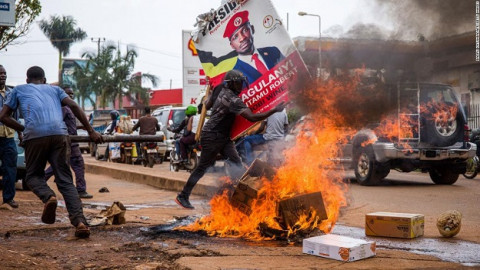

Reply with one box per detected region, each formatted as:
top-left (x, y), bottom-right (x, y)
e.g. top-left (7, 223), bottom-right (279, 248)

top-left (342, 83), bottom-right (476, 185)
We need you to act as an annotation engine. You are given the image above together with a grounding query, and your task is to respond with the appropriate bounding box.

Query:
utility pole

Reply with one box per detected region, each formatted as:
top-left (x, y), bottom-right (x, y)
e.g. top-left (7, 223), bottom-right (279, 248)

top-left (91, 37), bottom-right (105, 55)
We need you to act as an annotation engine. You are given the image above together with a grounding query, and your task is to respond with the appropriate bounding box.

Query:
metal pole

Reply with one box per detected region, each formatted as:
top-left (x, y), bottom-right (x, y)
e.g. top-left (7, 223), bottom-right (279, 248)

top-left (69, 134), bottom-right (165, 143)
top-left (318, 15), bottom-right (321, 79)
top-left (298, 12), bottom-right (321, 79)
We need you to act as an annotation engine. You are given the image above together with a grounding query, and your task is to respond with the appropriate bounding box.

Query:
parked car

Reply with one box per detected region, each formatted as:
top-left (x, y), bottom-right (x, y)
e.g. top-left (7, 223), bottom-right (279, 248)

top-left (152, 106), bottom-right (186, 158)
top-left (340, 83), bottom-right (476, 186)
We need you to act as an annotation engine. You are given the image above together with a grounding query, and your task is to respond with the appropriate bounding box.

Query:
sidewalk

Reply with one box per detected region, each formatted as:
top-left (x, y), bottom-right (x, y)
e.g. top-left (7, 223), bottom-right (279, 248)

top-left (83, 155), bottom-right (223, 197)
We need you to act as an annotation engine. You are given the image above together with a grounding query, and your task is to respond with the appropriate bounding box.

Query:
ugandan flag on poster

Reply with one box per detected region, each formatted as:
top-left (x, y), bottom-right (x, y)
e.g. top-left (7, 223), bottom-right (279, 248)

top-left (197, 50), bottom-right (238, 88)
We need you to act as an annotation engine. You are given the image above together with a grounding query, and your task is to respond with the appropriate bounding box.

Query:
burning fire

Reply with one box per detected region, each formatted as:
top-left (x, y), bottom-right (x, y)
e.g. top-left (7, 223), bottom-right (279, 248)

top-left (179, 71), bottom-right (381, 240)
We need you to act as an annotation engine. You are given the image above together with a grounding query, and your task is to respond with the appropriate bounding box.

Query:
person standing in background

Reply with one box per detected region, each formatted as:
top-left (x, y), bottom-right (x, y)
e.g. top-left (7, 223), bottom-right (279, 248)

top-left (0, 65), bottom-right (20, 209)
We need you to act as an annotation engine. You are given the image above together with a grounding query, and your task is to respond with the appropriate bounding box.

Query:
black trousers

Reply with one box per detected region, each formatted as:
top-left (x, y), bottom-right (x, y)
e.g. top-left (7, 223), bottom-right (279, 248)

top-left (180, 132), bottom-right (243, 197)
top-left (25, 135), bottom-right (86, 227)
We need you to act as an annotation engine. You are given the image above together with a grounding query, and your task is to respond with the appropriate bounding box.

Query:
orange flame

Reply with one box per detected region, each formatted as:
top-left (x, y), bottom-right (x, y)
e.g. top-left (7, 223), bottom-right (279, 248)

top-left (178, 74), bottom-right (378, 240)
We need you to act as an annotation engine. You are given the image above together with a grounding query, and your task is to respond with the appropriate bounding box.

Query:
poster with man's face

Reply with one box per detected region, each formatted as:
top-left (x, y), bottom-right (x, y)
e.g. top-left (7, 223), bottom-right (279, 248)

top-left (194, 0), bottom-right (309, 139)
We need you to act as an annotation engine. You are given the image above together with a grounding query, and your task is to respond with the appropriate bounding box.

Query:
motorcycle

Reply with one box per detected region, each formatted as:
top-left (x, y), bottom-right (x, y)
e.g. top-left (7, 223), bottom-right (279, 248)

top-left (169, 134), bottom-right (199, 172)
top-left (463, 130), bottom-right (480, 179)
top-left (463, 156), bottom-right (479, 179)
top-left (120, 142), bottom-right (134, 165)
top-left (142, 142), bottom-right (159, 168)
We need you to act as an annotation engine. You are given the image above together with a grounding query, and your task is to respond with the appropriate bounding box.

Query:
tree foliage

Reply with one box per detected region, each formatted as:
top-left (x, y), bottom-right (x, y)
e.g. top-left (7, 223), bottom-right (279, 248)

top-left (0, 0), bottom-right (42, 51)
top-left (75, 44), bottom-right (159, 109)
top-left (39, 15), bottom-right (87, 84)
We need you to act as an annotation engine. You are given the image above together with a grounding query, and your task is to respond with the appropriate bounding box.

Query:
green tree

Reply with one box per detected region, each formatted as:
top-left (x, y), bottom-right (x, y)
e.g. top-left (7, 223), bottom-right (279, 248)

top-left (39, 15), bottom-right (87, 84)
top-left (78, 44), bottom-right (158, 109)
top-left (72, 63), bottom-right (96, 110)
top-left (0, 0), bottom-right (42, 50)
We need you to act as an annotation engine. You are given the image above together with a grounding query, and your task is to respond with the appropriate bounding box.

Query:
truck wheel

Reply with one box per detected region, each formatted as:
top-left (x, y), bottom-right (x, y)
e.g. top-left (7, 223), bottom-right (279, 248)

top-left (353, 146), bottom-right (386, 186)
top-left (423, 103), bottom-right (464, 147)
top-left (429, 168), bottom-right (459, 185)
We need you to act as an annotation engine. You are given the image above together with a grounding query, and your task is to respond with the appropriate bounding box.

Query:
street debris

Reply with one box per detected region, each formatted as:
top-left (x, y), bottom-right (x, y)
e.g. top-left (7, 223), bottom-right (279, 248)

top-left (365, 212), bottom-right (424, 238)
top-left (228, 159), bottom-right (328, 240)
top-left (0, 203), bottom-right (13, 211)
top-left (99, 187), bottom-right (110, 193)
top-left (437, 210), bottom-right (462, 237)
top-left (89, 201), bottom-right (126, 226)
top-left (303, 234), bottom-right (376, 261)
top-left (230, 159), bottom-right (276, 215)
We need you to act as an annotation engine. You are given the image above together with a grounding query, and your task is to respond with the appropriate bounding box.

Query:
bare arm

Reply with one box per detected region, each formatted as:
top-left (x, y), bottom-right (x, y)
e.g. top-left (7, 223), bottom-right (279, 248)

top-left (240, 102), bottom-right (285, 123)
top-left (0, 105), bottom-right (24, 132)
top-left (205, 85), bottom-right (222, 110)
top-left (62, 98), bottom-right (104, 143)
top-left (255, 121), bottom-right (266, 135)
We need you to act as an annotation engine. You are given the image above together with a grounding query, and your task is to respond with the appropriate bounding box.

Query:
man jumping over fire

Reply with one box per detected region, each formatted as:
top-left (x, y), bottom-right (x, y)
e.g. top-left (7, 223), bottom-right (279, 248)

top-left (175, 69), bottom-right (285, 209)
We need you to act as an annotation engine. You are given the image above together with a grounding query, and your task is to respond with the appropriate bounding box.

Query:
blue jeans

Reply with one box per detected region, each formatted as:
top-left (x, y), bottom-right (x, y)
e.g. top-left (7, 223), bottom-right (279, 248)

top-left (0, 137), bottom-right (17, 203)
top-left (241, 134), bottom-right (266, 165)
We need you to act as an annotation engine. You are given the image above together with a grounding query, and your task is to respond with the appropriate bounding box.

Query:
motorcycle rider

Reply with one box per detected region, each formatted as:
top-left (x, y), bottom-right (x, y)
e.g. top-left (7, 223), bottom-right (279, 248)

top-left (237, 108), bottom-right (289, 166)
top-left (132, 106), bottom-right (160, 159)
top-left (168, 105), bottom-right (197, 164)
top-left (101, 110), bottom-right (120, 161)
top-left (175, 69), bottom-right (285, 209)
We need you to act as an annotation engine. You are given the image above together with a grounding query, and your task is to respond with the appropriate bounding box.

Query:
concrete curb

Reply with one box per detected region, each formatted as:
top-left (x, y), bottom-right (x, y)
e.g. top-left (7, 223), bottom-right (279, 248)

top-left (84, 162), bottom-right (218, 197)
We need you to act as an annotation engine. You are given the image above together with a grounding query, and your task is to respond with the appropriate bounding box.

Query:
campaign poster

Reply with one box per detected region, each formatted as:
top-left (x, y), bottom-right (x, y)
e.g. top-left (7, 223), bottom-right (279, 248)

top-left (193, 0), bottom-right (309, 139)
top-left (182, 30), bottom-right (208, 106)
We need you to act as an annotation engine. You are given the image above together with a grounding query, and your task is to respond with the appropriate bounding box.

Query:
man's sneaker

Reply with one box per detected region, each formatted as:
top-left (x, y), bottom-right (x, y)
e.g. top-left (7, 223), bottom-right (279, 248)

top-left (78, 191), bottom-right (93, 199)
top-left (41, 196), bottom-right (58, 224)
top-left (175, 194), bottom-right (194, 209)
top-left (5, 200), bottom-right (18, 209)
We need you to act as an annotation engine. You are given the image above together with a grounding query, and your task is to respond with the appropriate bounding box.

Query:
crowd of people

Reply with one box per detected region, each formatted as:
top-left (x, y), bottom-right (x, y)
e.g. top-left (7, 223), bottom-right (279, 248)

top-left (0, 64), bottom-right (289, 238)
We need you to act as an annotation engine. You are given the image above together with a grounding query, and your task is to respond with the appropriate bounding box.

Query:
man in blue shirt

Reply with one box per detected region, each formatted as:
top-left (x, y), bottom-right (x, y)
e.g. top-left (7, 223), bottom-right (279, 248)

top-left (0, 65), bottom-right (20, 209)
top-left (44, 85), bottom-right (93, 199)
top-left (0, 66), bottom-right (103, 238)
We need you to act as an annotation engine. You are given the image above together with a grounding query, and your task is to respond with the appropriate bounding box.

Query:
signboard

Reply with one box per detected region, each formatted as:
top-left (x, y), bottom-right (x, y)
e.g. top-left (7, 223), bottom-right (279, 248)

top-left (0, 0), bottom-right (15, 27)
top-left (193, 0), bottom-right (309, 138)
top-left (182, 30), bottom-right (207, 106)
top-left (62, 58), bottom-right (96, 111)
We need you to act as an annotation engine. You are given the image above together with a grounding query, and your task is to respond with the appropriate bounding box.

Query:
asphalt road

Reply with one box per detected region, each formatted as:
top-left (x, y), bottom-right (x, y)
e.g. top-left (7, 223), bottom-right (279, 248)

top-left (1, 156), bottom-right (479, 269)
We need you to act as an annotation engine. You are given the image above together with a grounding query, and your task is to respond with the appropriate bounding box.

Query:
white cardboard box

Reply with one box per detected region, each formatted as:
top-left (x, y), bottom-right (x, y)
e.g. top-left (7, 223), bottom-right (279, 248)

top-left (303, 234), bottom-right (376, 262)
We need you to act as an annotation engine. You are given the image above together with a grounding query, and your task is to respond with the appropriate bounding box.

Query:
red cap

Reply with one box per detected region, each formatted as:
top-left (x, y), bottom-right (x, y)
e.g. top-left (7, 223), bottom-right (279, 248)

top-left (223, 11), bottom-right (249, 39)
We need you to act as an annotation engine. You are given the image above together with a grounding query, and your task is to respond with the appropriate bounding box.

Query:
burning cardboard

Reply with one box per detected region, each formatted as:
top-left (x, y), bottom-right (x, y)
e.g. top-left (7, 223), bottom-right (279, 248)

top-left (365, 212), bottom-right (424, 238)
top-left (303, 234), bottom-right (376, 262)
top-left (230, 159), bottom-right (275, 215)
top-left (276, 192), bottom-right (328, 230)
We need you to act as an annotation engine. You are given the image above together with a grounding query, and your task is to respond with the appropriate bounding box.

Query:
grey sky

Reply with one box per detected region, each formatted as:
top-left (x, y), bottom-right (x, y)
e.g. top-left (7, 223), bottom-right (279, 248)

top-left (0, 0), bottom-right (372, 88)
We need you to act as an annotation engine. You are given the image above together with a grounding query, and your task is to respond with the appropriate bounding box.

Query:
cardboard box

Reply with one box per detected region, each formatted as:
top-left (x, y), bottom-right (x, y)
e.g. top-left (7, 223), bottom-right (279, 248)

top-left (276, 192), bottom-right (328, 229)
top-left (303, 234), bottom-right (376, 262)
top-left (230, 159), bottom-right (275, 215)
top-left (365, 212), bottom-right (424, 238)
